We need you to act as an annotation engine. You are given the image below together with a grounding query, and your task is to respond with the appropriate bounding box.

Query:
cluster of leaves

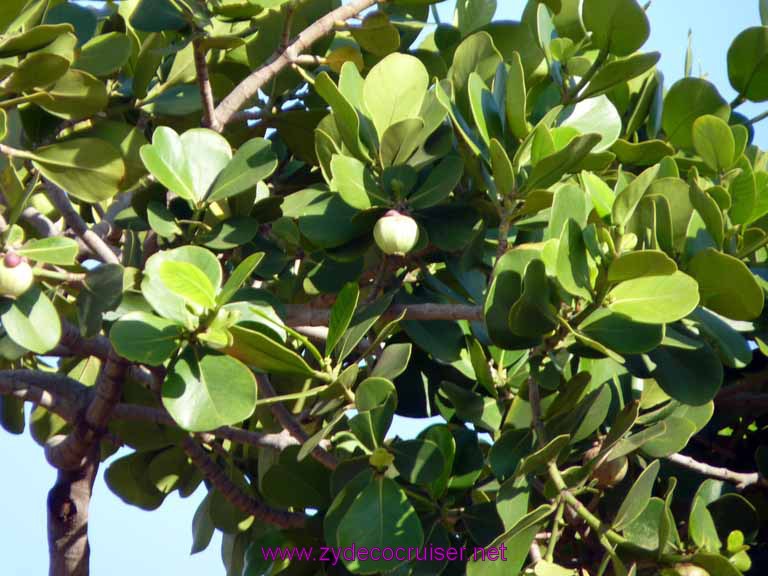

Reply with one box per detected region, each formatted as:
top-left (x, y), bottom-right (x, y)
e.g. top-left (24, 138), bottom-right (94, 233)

top-left (2, 0), bottom-right (768, 575)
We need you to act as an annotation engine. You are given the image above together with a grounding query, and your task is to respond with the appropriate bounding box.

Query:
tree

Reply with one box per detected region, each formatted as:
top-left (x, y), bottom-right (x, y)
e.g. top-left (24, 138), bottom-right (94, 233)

top-left (0, 0), bottom-right (767, 574)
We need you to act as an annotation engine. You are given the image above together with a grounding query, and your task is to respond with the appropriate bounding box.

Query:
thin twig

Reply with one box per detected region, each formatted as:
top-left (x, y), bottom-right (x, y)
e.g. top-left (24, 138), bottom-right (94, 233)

top-left (256, 374), bottom-right (338, 470)
top-left (213, 0), bottom-right (379, 129)
top-left (283, 303), bottom-right (483, 326)
top-left (666, 453), bottom-right (765, 490)
top-left (192, 38), bottom-right (217, 129)
top-left (43, 180), bottom-right (120, 265)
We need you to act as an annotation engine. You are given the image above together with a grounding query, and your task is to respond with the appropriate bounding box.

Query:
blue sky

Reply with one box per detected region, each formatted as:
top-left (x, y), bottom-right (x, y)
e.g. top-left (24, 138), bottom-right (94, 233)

top-left (1, 2), bottom-right (766, 575)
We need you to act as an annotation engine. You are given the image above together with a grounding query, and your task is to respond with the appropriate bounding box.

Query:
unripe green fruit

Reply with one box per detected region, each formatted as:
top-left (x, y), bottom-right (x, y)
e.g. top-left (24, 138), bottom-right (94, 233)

top-left (373, 210), bottom-right (419, 256)
top-left (0, 253), bottom-right (34, 298)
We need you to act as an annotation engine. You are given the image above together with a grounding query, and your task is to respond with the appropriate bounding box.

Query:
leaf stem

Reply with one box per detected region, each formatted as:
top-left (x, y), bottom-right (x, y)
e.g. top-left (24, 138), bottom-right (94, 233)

top-left (545, 500), bottom-right (565, 562)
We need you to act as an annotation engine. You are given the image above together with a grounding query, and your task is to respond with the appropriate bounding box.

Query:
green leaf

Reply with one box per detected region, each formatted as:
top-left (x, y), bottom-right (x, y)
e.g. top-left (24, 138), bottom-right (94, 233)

top-left (379, 118), bottom-right (425, 167)
top-left (146, 201), bottom-right (181, 238)
top-left (662, 78), bottom-right (729, 149)
top-left (559, 96), bottom-right (622, 153)
top-left (612, 164), bottom-right (660, 227)
top-left (490, 429), bottom-right (534, 480)
top-left (140, 127), bottom-right (232, 205)
top-left (519, 434), bottom-right (571, 476)
top-left (450, 32), bottom-right (503, 121)
top-left (227, 325), bottom-right (318, 377)
top-left (337, 294), bottom-right (394, 361)
top-left (351, 11), bottom-right (400, 57)
top-left (363, 53), bottom-right (428, 141)
top-left (207, 138), bottom-right (277, 202)
top-left (582, 52), bottom-right (661, 99)
top-left (407, 155), bottom-right (463, 210)
top-left (688, 248), bottom-right (764, 320)
top-left (30, 138), bottom-right (126, 203)
top-left (78, 264), bottom-right (123, 338)
top-left (74, 32), bottom-right (131, 77)
top-left (557, 218), bottom-right (591, 299)
top-left (371, 343), bottom-right (412, 380)
top-left (580, 171), bottom-right (614, 218)
top-left (36, 70), bottom-right (109, 120)
top-left (314, 71), bottom-right (371, 162)
top-left (17, 237), bottom-right (78, 265)
top-left (729, 155), bottom-right (757, 225)
top-left (326, 282), bottom-right (359, 357)
top-left (142, 247), bottom-right (222, 329)
top-left (607, 271), bottom-right (700, 324)
top-left (582, 0), bottom-right (650, 56)
top-left (336, 476), bottom-right (424, 574)
top-left (391, 439), bottom-right (445, 485)
top-left (129, 0), bottom-right (187, 32)
top-left (690, 307), bottom-right (752, 369)
top-left (526, 133), bottom-right (601, 191)
top-left (506, 52), bottom-right (528, 139)
top-left (692, 115), bottom-right (736, 172)
top-left (508, 259), bottom-right (558, 337)
top-left (162, 350), bottom-right (257, 432)
top-left (217, 253), bottom-right (265, 307)
top-left (0, 24), bottom-right (74, 57)
top-left (580, 308), bottom-right (663, 354)
top-left (330, 154), bottom-right (378, 210)
top-left (1, 286), bottom-right (61, 354)
top-left (200, 217), bottom-right (259, 250)
top-left (611, 139), bottom-right (675, 166)
top-left (607, 250), bottom-right (677, 283)
top-left (457, 0), bottom-right (497, 36)
top-left (613, 460), bottom-right (660, 530)
top-left (649, 334), bottom-right (723, 406)
top-left (728, 26), bottom-right (768, 102)
top-left (109, 312), bottom-right (183, 366)
top-left (641, 416), bottom-right (697, 458)
top-left (158, 261), bottom-right (217, 310)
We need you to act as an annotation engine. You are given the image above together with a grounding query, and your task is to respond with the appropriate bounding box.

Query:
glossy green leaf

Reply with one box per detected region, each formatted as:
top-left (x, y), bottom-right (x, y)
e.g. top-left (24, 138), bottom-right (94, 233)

top-left (580, 308), bottom-right (663, 354)
top-left (582, 0), bottom-right (650, 56)
top-left (612, 164), bottom-right (660, 227)
top-left (207, 138), bottom-right (277, 202)
top-left (140, 127), bottom-right (232, 205)
top-left (36, 69), bottom-right (109, 120)
top-left (557, 218), bottom-right (591, 299)
top-left (330, 154), bottom-right (378, 210)
top-left (391, 439), bottom-right (445, 485)
top-left (371, 343), bottom-right (412, 380)
top-left (17, 237), bottom-right (78, 265)
top-left (662, 78), bottom-right (730, 149)
top-left (728, 26), bottom-right (768, 102)
top-left (688, 248), bottom-right (764, 321)
top-left (30, 138), bottom-right (125, 203)
top-left (613, 460), bottom-right (660, 530)
top-left (1, 286), bottom-right (61, 354)
top-left (559, 96), bottom-right (621, 153)
top-left (363, 53), bottom-right (428, 141)
top-left (158, 261), bottom-right (217, 310)
top-left (408, 155), bottom-right (463, 209)
top-left (337, 476), bottom-right (424, 574)
top-left (109, 312), bottom-right (183, 366)
top-left (526, 133), bottom-right (601, 191)
top-left (607, 271), bottom-right (699, 324)
top-left (582, 52), bottom-right (661, 99)
top-left (326, 282), bottom-right (359, 357)
top-left (506, 52), bottom-right (528, 139)
top-left (227, 326), bottom-right (317, 377)
top-left (692, 115), bottom-right (736, 172)
top-left (74, 32), bottom-right (131, 77)
top-left (162, 350), bottom-right (257, 432)
top-left (608, 250), bottom-right (677, 283)
top-left (217, 253), bottom-right (265, 307)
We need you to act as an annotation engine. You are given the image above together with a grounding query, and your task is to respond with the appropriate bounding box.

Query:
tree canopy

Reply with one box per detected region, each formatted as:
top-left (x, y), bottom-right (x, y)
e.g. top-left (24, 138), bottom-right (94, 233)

top-left (1, 0), bottom-right (768, 575)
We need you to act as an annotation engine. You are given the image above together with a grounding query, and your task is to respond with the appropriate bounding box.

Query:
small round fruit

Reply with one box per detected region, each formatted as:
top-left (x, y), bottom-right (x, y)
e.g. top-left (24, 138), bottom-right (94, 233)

top-left (0, 253), bottom-right (34, 298)
top-left (583, 444), bottom-right (628, 487)
top-left (373, 210), bottom-right (420, 256)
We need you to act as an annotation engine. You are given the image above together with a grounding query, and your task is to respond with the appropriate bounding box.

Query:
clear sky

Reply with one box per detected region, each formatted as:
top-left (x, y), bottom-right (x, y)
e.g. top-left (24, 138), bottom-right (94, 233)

top-left (1, 2), bottom-right (766, 575)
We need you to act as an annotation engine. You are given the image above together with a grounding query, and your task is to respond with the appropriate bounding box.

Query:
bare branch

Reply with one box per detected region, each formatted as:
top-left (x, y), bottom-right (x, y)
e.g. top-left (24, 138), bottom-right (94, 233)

top-left (45, 351), bottom-right (128, 470)
top-left (666, 453), bottom-right (766, 490)
top-left (60, 322), bottom-right (113, 360)
top-left (181, 437), bottom-right (307, 529)
top-left (213, 0), bottom-right (379, 129)
top-left (256, 374), bottom-right (338, 470)
top-left (43, 180), bottom-right (120, 265)
top-left (283, 303), bottom-right (483, 327)
top-left (192, 38), bottom-right (217, 129)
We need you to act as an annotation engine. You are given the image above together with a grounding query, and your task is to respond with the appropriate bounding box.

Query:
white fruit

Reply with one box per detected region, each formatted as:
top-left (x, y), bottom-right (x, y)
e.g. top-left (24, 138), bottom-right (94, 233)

top-left (373, 210), bottom-right (420, 256)
top-left (0, 253), bottom-right (34, 299)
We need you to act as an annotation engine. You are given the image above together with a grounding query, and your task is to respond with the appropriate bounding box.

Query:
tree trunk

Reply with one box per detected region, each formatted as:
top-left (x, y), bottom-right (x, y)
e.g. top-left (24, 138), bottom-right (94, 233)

top-left (47, 452), bottom-right (98, 576)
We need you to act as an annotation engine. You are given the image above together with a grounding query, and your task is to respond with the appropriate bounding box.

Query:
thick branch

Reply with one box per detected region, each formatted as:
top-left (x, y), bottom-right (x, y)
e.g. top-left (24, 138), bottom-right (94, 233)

top-left (45, 351), bottom-right (127, 470)
top-left (666, 453), bottom-right (765, 490)
top-left (48, 450), bottom-right (98, 576)
top-left (192, 38), bottom-right (217, 128)
top-left (0, 369), bottom-right (306, 452)
top-left (283, 303), bottom-right (483, 327)
top-left (60, 322), bottom-right (112, 360)
top-left (181, 437), bottom-right (306, 529)
top-left (43, 180), bottom-right (120, 265)
top-left (256, 374), bottom-right (338, 470)
top-left (212, 0), bottom-right (379, 129)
